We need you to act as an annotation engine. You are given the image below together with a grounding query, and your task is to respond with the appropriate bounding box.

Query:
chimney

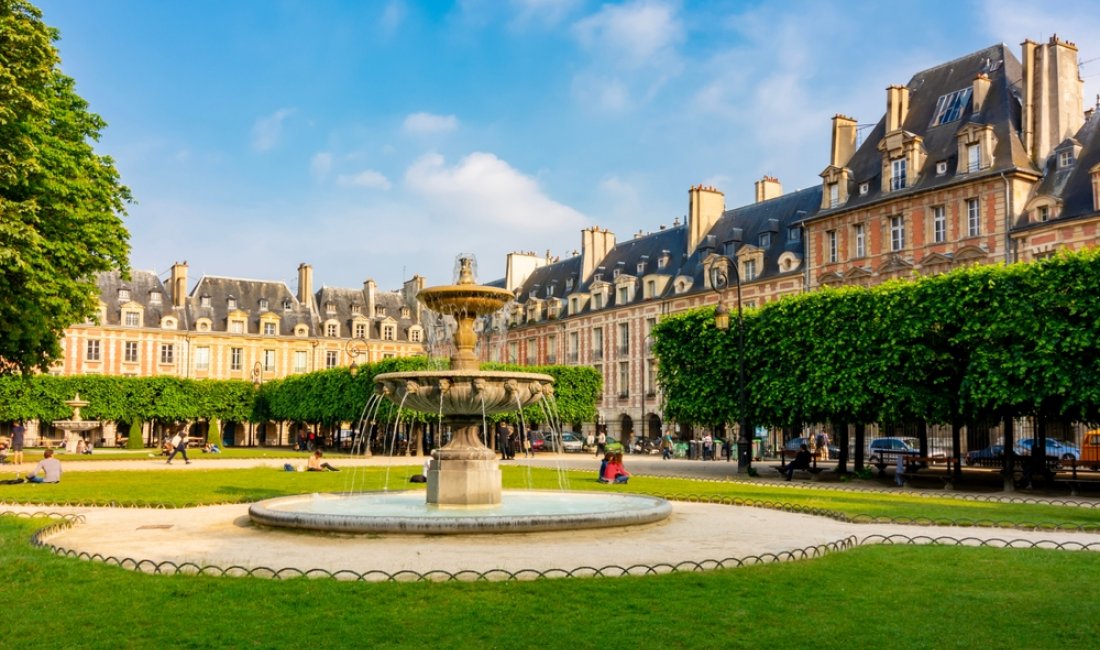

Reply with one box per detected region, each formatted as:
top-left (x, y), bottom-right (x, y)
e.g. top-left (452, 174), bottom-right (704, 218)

top-left (688, 185), bottom-right (726, 253)
top-left (296, 263), bottom-right (313, 304)
top-left (1021, 35), bottom-right (1085, 166)
top-left (829, 114), bottom-right (858, 168)
top-left (505, 251), bottom-right (550, 291)
top-left (170, 261), bottom-right (188, 308)
top-left (886, 85), bottom-right (910, 132)
top-left (972, 73), bottom-right (991, 113)
top-left (364, 279), bottom-right (376, 317)
top-left (753, 177), bottom-right (782, 203)
top-left (581, 226), bottom-right (617, 283)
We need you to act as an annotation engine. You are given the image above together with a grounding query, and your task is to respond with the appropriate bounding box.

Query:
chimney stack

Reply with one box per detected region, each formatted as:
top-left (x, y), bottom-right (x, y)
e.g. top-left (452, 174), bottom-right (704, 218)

top-left (753, 177), bottom-right (782, 203)
top-left (580, 226), bottom-right (617, 283)
top-left (829, 114), bottom-right (858, 168)
top-left (972, 73), bottom-right (991, 113)
top-left (1021, 36), bottom-right (1085, 166)
top-left (886, 85), bottom-right (910, 132)
top-left (170, 261), bottom-right (188, 308)
top-left (296, 263), bottom-right (313, 305)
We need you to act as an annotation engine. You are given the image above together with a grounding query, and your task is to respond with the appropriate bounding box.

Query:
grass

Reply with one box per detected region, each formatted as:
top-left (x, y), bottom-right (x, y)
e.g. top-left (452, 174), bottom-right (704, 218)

top-left (3, 464), bottom-right (1099, 529)
top-left (3, 514), bottom-right (1099, 648)
top-left (9, 447), bottom-right (358, 462)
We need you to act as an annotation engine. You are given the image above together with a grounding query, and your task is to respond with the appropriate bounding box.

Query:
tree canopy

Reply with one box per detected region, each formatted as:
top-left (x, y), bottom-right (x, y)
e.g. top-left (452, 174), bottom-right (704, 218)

top-left (0, 0), bottom-right (131, 374)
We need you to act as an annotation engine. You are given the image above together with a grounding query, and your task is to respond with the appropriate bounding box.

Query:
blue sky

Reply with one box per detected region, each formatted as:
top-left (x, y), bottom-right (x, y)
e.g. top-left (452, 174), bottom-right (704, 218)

top-left (37, 0), bottom-right (1100, 292)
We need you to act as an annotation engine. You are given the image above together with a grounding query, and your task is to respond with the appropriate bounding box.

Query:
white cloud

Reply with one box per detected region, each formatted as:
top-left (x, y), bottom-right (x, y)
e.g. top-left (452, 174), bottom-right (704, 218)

top-left (571, 75), bottom-right (630, 111)
top-left (403, 112), bottom-right (460, 135)
top-left (310, 152), bottom-right (333, 177)
top-left (508, 0), bottom-right (582, 30)
top-left (572, 0), bottom-right (681, 70)
top-left (337, 169), bottom-right (392, 190)
top-left (250, 108), bottom-right (296, 152)
top-left (405, 152), bottom-right (586, 230)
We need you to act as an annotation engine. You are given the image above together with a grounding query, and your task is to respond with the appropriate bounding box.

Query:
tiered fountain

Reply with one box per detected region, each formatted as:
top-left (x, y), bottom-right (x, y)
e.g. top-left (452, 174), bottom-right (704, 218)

top-left (249, 256), bottom-right (670, 534)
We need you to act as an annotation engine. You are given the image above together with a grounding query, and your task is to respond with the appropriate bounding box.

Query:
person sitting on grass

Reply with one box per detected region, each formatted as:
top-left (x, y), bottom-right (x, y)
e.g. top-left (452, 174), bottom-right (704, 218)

top-left (307, 450), bottom-right (339, 472)
top-left (597, 452), bottom-right (613, 483)
top-left (785, 444), bottom-right (813, 481)
top-left (602, 452), bottom-right (631, 484)
top-left (27, 449), bottom-right (62, 484)
top-left (202, 443), bottom-right (221, 453)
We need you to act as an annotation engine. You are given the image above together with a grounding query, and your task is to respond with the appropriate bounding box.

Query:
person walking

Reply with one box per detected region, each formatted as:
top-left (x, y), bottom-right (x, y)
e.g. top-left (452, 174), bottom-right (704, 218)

top-left (10, 421), bottom-right (25, 466)
top-left (702, 432), bottom-right (714, 461)
top-left (661, 429), bottom-right (674, 460)
top-left (165, 430), bottom-right (191, 465)
top-left (595, 431), bottom-right (606, 457)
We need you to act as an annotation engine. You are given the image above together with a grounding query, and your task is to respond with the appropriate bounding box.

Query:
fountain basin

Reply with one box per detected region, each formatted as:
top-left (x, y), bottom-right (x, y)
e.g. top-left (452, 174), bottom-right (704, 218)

top-left (248, 490), bottom-right (672, 535)
top-left (375, 370), bottom-right (555, 416)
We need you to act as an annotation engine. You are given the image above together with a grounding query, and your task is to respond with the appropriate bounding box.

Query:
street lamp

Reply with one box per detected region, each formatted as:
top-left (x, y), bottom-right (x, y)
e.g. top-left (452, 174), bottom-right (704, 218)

top-left (709, 254), bottom-right (751, 474)
top-left (251, 361), bottom-right (263, 447)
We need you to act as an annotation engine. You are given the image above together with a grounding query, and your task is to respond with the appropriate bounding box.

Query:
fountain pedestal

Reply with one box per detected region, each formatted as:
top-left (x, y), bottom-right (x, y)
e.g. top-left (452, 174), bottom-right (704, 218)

top-left (427, 419), bottom-right (501, 506)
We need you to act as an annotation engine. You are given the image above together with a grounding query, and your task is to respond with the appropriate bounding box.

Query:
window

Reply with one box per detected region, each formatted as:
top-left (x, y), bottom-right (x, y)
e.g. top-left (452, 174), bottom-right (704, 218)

top-left (263, 349), bottom-right (275, 371)
top-left (828, 182), bottom-right (839, 208)
top-left (325, 323), bottom-right (338, 337)
top-left (547, 334), bottom-right (558, 363)
top-left (936, 161), bottom-right (948, 175)
top-left (230, 320), bottom-right (244, 334)
top-left (859, 182), bottom-right (869, 196)
top-left (618, 323), bottom-right (630, 355)
top-left (282, 299), bottom-right (292, 310)
top-left (853, 224), bottom-right (866, 258)
top-left (227, 297), bottom-right (237, 310)
top-left (890, 158), bottom-right (907, 191)
top-left (966, 198), bottom-right (980, 237)
top-left (325, 351), bottom-right (338, 368)
top-left (124, 341), bottom-right (139, 363)
top-left (645, 280), bottom-right (656, 298)
top-left (401, 307), bottom-right (410, 319)
top-left (646, 359), bottom-right (657, 396)
top-left (658, 255), bottom-right (668, 270)
top-left (967, 143), bottom-right (980, 172)
top-left (593, 327), bottom-right (604, 361)
top-left (263, 322), bottom-right (277, 336)
top-left (410, 328), bottom-right (422, 342)
top-left (382, 325), bottom-right (395, 341)
top-left (326, 302), bottom-right (336, 315)
top-left (566, 277), bottom-right (574, 291)
top-left (932, 206), bottom-right (946, 243)
top-left (787, 226), bottom-right (801, 242)
top-left (294, 350), bottom-right (307, 373)
top-left (618, 362), bottom-right (630, 398)
top-left (259, 298), bottom-right (268, 311)
top-left (149, 291), bottom-right (161, 304)
top-left (758, 232), bottom-right (772, 248)
top-left (1037, 205), bottom-right (1050, 222)
top-left (86, 339), bottom-right (101, 361)
top-left (118, 289), bottom-right (130, 302)
top-left (200, 295), bottom-right (211, 308)
top-left (526, 338), bottom-right (537, 362)
top-left (160, 344), bottom-right (175, 365)
top-left (593, 293), bottom-right (603, 310)
top-left (636, 261), bottom-right (646, 274)
top-left (195, 346), bottom-right (210, 371)
top-left (743, 259), bottom-right (757, 281)
top-left (827, 230), bottom-right (838, 263)
top-left (617, 287), bottom-right (628, 304)
top-left (507, 341), bottom-right (518, 364)
top-left (890, 215), bottom-right (905, 251)
top-left (1058, 150), bottom-right (1075, 167)
top-left (375, 306), bottom-right (385, 317)
top-left (354, 323), bottom-right (367, 339)
top-left (931, 87), bottom-right (972, 125)
top-left (123, 311), bottom-right (140, 327)
top-left (231, 348), bottom-right (242, 371)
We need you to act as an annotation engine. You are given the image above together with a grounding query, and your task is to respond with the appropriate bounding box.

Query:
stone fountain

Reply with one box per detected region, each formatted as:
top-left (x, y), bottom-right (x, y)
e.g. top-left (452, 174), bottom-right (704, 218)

top-left (249, 255), bottom-right (670, 534)
top-left (53, 393), bottom-right (100, 451)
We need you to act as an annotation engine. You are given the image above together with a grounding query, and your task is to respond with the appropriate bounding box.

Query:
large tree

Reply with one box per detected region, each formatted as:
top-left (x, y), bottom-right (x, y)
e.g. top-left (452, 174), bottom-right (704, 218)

top-left (0, 0), bottom-right (130, 374)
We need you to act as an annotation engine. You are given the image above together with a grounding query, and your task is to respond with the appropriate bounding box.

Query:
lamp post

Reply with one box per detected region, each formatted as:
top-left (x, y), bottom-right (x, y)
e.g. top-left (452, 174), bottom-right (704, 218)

top-left (710, 257), bottom-right (751, 474)
top-left (251, 361), bottom-right (263, 448)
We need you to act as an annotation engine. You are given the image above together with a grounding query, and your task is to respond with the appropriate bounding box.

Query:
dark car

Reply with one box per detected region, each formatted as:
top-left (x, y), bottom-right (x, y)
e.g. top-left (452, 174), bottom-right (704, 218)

top-left (964, 444), bottom-right (1005, 466)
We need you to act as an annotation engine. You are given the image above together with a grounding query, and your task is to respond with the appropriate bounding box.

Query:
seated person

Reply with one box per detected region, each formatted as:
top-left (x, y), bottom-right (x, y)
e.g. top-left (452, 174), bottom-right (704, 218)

top-left (306, 450), bottom-right (339, 472)
top-left (602, 452), bottom-right (631, 484)
top-left (785, 444), bottom-right (813, 481)
top-left (76, 438), bottom-right (92, 455)
top-left (161, 440), bottom-right (174, 456)
top-left (202, 443), bottom-right (222, 453)
top-left (28, 449), bottom-right (62, 484)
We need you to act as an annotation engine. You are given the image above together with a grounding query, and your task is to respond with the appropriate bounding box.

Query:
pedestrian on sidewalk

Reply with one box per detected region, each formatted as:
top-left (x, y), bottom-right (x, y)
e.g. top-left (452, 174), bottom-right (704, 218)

top-left (166, 431), bottom-right (191, 465)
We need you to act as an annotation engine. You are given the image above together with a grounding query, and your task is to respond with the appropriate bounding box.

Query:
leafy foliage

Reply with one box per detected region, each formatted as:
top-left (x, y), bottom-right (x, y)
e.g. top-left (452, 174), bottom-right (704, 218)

top-left (0, 0), bottom-right (131, 374)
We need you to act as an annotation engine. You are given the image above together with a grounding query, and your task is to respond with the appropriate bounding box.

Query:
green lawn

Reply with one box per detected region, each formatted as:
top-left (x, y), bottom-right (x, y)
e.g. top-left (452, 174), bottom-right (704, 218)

top-left (3, 465), bottom-right (1100, 647)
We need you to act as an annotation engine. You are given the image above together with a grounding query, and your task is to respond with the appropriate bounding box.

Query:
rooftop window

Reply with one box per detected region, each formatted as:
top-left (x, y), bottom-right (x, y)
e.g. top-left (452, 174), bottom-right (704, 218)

top-left (931, 87), bottom-right (972, 126)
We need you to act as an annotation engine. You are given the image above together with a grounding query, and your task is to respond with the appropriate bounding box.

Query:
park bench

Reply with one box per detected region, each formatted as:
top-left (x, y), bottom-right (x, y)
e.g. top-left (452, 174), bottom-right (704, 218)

top-left (1054, 459), bottom-right (1100, 496)
top-left (776, 449), bottom-right (826, 481)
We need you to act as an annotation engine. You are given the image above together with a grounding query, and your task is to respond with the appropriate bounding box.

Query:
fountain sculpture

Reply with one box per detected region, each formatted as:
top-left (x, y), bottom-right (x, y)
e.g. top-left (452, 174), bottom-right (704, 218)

top-left (249, 256), bottom-right (671, 534)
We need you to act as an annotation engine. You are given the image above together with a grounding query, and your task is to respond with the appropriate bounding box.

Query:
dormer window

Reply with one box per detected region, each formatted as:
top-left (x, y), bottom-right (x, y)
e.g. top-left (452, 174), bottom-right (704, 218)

top-left (118, 289), bottom-right (130, 302)
top-left (325, 302), bottom-right (336, 315)
top-left (758, 232), bottom-right (771, 248)
top-left (658, 253), bottom-right (669, 270)
top-left (593, 272), bottom-right (603, 282)
top-left (936, 161), bottom-right (948, 175)
top-left (828, 182), bottom-right (839, 208)
top-left (282, 299), bottom-right (292, 310)
top-left (351, 304), bottom-right (361, 315)
top-left (967, 143), bottom-right (980, 173)
top-left (148, 291), bottom-right (161, 304)
top-left (859, 182), bottom-right (869, 196)
top-left (227, 297), bottom-right (237, 310)
top-left (401, 307), bottom-right (410, 319)
top-left (263, 322), bottom-right (277, 336)
top-left (259, 298), bottom-right (269, 311)
top-left (1058, 150), bottom-right (1075, 168)
top-left (545, 285), bottom-right (553, 298)
top-left (375, 305), bottom-right (385, 317)
top-left (200, 295), bottom-right (211, 308)
top-left (890, 158), bottom-right (907, 191)
top-left (787, 226), bottom-right (801, 242)
top-left (566, 277), bottom-right (574, 291)
top-left (636, 259), bottom-right (646, 274)
top-left (1037, 205), bottom-right (1050, 222)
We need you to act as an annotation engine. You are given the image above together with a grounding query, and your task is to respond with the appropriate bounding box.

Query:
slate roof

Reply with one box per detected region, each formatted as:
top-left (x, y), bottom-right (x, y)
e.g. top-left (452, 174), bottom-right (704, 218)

top-left (807, 43), bottom-right (1036, 222)
top-left (1014, 108), bottom-right (1100, 230)
top-left (315, 285), bottom-right (420, 338)
top-left (94, 270), bottom-right (175, 326)
top-left (188, 276), bottom-right (309, 335)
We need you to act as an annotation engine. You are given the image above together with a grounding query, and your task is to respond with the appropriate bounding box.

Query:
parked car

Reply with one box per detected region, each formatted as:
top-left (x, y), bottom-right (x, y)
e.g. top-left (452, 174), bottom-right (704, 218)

top-left (784, 437), bottom-right (840, 459)
top-left (964, 444), bottom-right (1005, 465)
top-left (1014, 438), bottom-right (1080, 461)
top-left (867, 437), bottom-right (920, 460)
top-left (1082, 429), bottom-right (1100, 470)
top-left (558, 431), bottom-right (584, 453)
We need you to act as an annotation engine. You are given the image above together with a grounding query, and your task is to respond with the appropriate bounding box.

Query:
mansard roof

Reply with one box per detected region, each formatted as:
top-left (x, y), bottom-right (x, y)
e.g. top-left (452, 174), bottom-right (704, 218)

top-left (1015, 108), bottom-right (1100, 230)
top-left (584, 226), bottom-right (686, 290)
top-left (188, 275), bottom-right (310, 335)
top-left (95, 270), bottom-right (175, 326)
top-left (315, 285), bottom-right (420, 337)
top-left (809, 43), bottom-right (1035, 221)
